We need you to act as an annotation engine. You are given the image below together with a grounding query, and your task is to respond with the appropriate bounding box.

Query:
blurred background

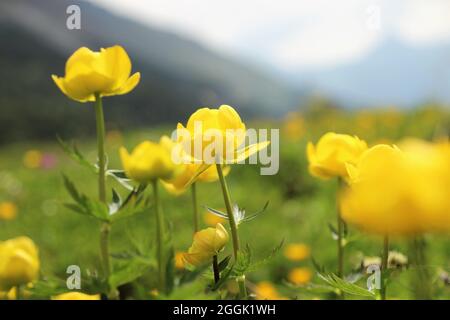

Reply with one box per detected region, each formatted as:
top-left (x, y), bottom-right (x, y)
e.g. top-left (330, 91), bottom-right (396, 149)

top-left (0, 0), bottom-right (449, 299)
top-left (0, 0), bottom-right (449, 143)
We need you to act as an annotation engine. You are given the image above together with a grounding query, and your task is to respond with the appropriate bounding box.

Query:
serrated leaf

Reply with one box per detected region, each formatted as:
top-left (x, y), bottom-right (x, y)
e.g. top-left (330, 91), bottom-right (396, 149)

top-left (62, 174), bottom-right (109, 221)
top-left (244, 239), bottom-right (284, 273)
top-left (211, 264), bottom-right (235, 291)
top-left (317, 272), bottom-right (376, 298)
top-left (328, 223), bottom-right (338, 240)
top-left (57, 136), bottom-right (97, 173)
top-left (218, 255), bottom-right (231, 273)
top-left (242, 201), bottom-right (270, 222)
top-left (107, 169), bottom-right (134, 191)
top-left (109, 257), bottom-right (155, 289)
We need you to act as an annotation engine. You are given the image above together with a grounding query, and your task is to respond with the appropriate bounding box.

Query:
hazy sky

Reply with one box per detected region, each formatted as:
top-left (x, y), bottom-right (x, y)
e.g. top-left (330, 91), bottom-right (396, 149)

top-left (88, 0), bottom-right (450, 71)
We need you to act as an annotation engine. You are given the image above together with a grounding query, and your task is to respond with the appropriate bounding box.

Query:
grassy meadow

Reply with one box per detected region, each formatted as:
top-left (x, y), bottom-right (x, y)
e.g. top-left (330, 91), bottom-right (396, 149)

top-left (1, 104), bottom-right (449, 299)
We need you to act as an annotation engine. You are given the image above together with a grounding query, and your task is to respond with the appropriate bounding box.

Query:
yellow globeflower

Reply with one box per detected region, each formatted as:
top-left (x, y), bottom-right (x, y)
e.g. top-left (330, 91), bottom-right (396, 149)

top-left (203, 210), bottom-right (226, 226)
top-left (162, 164), bottom-right (230, 195)
top-left (52, 292), bottom-right (101, 300)
top-left (52, 45), bottom-right (140, 102)
top-left (176, 105), bottom-right (269, 163)
top-left (287, 267), bottom-right (312, 285)
top-left (0, 202), bottom-right (18, 220)
top-left (120, 136), bottom-right (182, 183)
top-left (183, 223), bottom-right (229, 266)
top-left (307, 132), bottom-right (367, 179)
top-left (254, 281), bottom-right (285, 300)
top-left (23, 150), bottom-right (42, 169)
top-left (174, 251), bottom-right (186, 270)
top-left (341, 141), bottom-right (450, 235)
top-left (283, 243), bottom-right (310, 261)
top-left (0, 237), bottom-right (40, 290)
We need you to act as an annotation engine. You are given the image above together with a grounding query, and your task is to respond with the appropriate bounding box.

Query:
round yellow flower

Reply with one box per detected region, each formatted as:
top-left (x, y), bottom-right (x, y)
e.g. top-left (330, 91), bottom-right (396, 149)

top-left (23, 150), bottom-right (42, 169)
top-left (307, 132), bottom-right (368, 179)
top-left (0, 237), bottom-right (40, 290)
top-left (174, 251), bottom-right (186, 270)
top-left (341, 141), bottom-right (450, 235)
top-left (254, 281), bottom-right (285, 300)
top-left (203, 210), bottom-right (226, 226)
top-left (52, 45), bottom-right (140, 102)
top-left (120, 136), bottom-right (182, 183)
top-left (162, 164), bottom-right (230, 195)
top-left (183, 223), bottom-right (229, 266)
top-left (176, 105), bottom-right (269, 163)
top-left (287, 267), bottom-right (312, 285)
top-left (52, 292), bottom-right (101, 300)
top-left (283, 243), bottom-right (310, 261)
top-left (0, 202), bottom-right (18, 220)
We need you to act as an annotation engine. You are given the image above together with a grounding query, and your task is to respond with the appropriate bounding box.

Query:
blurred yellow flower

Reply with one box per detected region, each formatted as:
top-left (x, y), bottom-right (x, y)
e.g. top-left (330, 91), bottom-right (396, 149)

top-left (23, 150), bottom-right (42, 169)
top-left (283, 243), bottom-right (310, 261)
top-left (0, 202), bottom-right (18, 220)
top-left (341, 141), bottom-right (450, 235)
top-left (52, 292), bottom-right (101, 300)
top-left (0, 283), bottom-right (33, 300)
top-left (162, 164), bottom-right (230, 195)
top-left (307, 133), bottom-right (367, 179)
top-left (282, 112), bottom-right (305, 141)
top-left (176, 105), bottom-right (269, 163)
top-left (120, 136), bottom-right (182, 183)
top-left (52, 45), bottom-right (140, 102)
top-left (183, 223), bottom-right (229, 267)
top-left (174, 251), bottom-right (185, 270)
top-left (0, 237), bottom-right (40, 290)
top-left (203, 210), bottom-right (226, 226)
top-left (287, 267), bottom-right (312, 285)
top-left (254, 281), bottom-right (285, 300)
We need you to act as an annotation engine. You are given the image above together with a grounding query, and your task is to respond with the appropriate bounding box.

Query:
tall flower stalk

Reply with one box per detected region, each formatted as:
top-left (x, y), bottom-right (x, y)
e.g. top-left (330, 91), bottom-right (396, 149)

top-left (152, 180), bottom-right (166, 292)
top-left (380, 235), bottom-right (389, 300)
top-left (191, 182), bottom-right (199, 233)
top-left (215, 163), bottom-right (247, 298)
top-left (94, 93), bottom-right (117, 299)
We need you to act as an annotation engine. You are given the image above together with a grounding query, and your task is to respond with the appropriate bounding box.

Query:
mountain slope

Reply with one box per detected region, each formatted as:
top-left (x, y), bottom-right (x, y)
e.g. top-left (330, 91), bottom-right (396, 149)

top-left (0, 0), bottom-right (299, 143)
top-left (289, 38), bottom-right (450, 107)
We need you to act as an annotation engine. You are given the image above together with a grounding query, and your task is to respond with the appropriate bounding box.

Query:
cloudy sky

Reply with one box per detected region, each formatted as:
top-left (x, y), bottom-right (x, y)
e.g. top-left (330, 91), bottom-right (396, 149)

top-left (88, 0), bottom-right (450, 71)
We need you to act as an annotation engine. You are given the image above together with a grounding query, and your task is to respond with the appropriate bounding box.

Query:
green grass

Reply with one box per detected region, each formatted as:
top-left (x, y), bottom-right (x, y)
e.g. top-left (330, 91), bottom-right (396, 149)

top-left (0, 108), bottom-right (449, 299)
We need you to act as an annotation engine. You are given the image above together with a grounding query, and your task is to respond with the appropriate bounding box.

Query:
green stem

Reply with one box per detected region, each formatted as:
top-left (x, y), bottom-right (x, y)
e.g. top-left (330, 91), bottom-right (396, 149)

top-left (94, 93), bottom-right (106, 203)
top-left (237, 275), bottom-right (248, 300)
top-left (215, 163), bottom-right (246, 299)
top-left (336, 179), bottom-right (344, 279)
top-left (212, 255), bottom-right (220, 284)
top-left (380, 235), bottom-right (389, 300)
top-left (153, 180), bottom-right (166, 293)
top-left (15, 285), bottom-right (21, 300)
top-left (94, 94), bottom-right (117, 299)
top-left (215, 164), bottom-right (240, 257)
top-left (411, 237), bottom-right (432, 300)
top-left (191, 182), bottom-right (199, 233)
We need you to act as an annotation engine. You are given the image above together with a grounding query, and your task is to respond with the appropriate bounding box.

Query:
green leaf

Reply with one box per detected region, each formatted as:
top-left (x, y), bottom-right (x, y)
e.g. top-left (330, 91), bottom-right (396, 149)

top-left (110, 256), bottom-right (155, 289)
top-left (211, 264), bottom-right (235, 291)
top-left (57, 136), bottom-right (97, 173)
top-left (107, 169), bottom-right (134, 191)
top-left (242, 201), bottom-right (270, 222)
top-left (243, 240), bottom-right (284, 274)
top-left (317, 272), bottom-right (376, 298)
top-left (62, 174), bottom-right (109, 221)
top-left (218, 255), bottom-right (231, 273)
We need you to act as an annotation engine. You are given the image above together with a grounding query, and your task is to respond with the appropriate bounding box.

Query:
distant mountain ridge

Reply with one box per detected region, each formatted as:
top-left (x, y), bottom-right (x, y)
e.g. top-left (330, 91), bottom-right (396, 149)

top-left (0, 0), bottom-right (299, 143)
top-left (288, 37), bottom-right (450, 108)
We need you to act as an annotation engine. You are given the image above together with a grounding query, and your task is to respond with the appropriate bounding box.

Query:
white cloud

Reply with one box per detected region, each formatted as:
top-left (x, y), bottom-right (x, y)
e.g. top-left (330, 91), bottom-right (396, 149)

top-left (395, 0), bottom-right (450, 45)
top-left (88, 0), bottom-right (450, 70)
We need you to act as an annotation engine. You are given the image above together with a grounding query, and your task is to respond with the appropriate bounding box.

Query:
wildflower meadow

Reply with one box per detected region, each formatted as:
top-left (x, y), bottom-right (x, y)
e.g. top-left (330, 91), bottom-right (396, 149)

top-left (0, 43), bottom-right (449, 302)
